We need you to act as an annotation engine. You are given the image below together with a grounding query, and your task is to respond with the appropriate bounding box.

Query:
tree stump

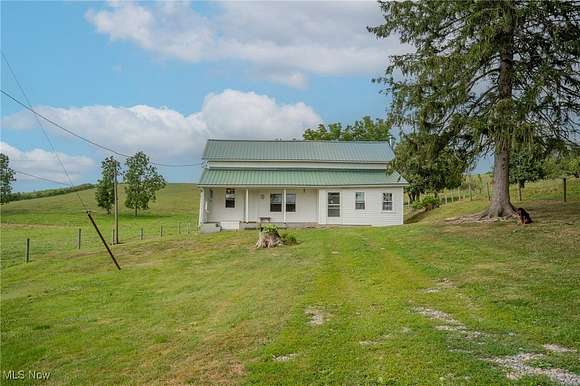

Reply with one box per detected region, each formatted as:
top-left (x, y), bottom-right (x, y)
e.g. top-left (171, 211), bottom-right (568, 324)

top-left (256, 231), bottom-right (282, 248)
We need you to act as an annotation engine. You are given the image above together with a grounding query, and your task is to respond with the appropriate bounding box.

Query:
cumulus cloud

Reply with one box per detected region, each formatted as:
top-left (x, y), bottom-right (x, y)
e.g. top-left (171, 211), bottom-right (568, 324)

top-left (85, 1), bottom-right (406, 87)
top-left (0, 141), bottom-right (95, 183)
top-left (1, 89), bottom-right (322, 163)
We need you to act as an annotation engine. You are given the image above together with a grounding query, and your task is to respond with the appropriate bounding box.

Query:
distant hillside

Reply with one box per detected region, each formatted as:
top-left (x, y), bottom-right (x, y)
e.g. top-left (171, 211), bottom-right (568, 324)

top-left (8, 184), bottom-right (96, 202)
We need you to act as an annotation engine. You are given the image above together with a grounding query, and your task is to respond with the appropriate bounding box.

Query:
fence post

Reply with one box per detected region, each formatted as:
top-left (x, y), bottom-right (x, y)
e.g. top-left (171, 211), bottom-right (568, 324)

top-left (111, 229), bottom-right (115, 245)
top-left (77, 228), bottom-right (82, 249)
top-left (25, 238), bottom-right (30, 263)
top-left (563, 177), bottom-right (567, 203)
top-left (444, 189), bottom-right (448, 205)
top-left (160, 225), bottom-right (163, 237)
top-left (140, 227), bottom-right (144, 240)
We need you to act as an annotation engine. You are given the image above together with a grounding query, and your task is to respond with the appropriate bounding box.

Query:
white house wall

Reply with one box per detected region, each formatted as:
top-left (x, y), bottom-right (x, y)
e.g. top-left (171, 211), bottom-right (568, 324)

top-left (318, 187), bottom-right (404, 226)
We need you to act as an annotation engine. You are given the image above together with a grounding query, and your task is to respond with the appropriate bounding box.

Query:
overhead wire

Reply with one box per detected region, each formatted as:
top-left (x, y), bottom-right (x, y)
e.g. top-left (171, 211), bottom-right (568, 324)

top-left (1, 89), bottom-right (202, 168)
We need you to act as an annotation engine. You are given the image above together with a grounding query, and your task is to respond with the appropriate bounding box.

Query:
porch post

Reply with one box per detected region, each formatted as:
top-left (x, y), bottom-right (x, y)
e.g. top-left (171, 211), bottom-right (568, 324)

top-left (198, 188), bottom-right (205, 225)
top-left (283, 188), bottom-right (287, 223)
top-left (245, 189), bottom-right (249, 222)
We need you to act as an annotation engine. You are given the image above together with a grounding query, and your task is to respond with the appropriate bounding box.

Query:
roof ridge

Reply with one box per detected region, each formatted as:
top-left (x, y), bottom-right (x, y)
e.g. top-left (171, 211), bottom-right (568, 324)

top-left (206, 139), bottom-right (391, 144)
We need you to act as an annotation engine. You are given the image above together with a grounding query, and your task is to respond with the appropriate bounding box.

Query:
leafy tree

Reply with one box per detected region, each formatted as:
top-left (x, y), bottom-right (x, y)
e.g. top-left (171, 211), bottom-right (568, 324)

top-left (0, 153), bottom-right (16, 204)
top-left (303, 116), bottom-right (393, 141)
top-left (509, 143), bottom-right (545, 201)
top-left (124, 151), bottom-right (166, 216)
top-left (388, 132), bottom-right (472, 202)
top-left (369, 1), bottom-right (579, 218)
top-left (95, 156), bottom-right (121, 214)
top-left (544, 145), bottom-right (580, 179)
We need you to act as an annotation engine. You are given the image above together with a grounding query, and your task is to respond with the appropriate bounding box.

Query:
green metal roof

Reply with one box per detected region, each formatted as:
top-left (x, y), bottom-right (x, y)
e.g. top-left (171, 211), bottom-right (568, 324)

top-left (198, 168), bottom-right (407, 187)
top-left (202, 140), bottom-right (394, 162)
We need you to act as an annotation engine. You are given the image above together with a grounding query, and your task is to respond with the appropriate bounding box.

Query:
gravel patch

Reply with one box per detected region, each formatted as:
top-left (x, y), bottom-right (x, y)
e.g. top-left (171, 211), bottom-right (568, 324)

top-left (413, 307), bottom-right (484, 341)
top-left (424, 278), bottom-right (455, 293)
top-left (544, 344), bottom-right (577, 353)
top-left (273, 353), bottom-right (297, 362)
top-left (489, 353), bottom-right (580, 385)
top-left (413, 307), bottom-right (462, 325)
top-left (305, 307), bottom-right (329, 326)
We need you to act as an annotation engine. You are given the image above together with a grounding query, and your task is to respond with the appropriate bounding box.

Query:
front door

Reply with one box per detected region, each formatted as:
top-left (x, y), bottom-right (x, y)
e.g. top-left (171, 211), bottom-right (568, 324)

top-left (327, 192), bottom-right (341, 224)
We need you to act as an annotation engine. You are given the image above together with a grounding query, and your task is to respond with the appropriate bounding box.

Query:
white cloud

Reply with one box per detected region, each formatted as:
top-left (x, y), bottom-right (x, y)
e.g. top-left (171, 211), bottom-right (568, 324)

top-left (1, 89), bottom-right (322, 163)
top-left (0, 141), bottom-right (95, 183)
top-left (85, 1), bottom-right (406, 87)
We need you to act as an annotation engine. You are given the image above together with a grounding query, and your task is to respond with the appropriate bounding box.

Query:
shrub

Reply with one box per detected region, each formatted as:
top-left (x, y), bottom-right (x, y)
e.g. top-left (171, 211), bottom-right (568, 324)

top-left (412, 200), bottom-right (425, 210)
top-left (281, 233), bottom-right (298, 245)
top-left (421, 195), bottom-right (441, 211)
top-left (261, 223), bottom-right (279, 235)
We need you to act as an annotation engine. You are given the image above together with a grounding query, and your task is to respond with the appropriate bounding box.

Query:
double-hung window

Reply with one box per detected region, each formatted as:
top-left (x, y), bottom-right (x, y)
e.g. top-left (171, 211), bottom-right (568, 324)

top-left (270, 193), bottom-right (282, 212)
top-left (382, 192), bottom-right (393, 211)
top-left (355, 192), bottom-right (365, 210)
top-left (225, 188), bottom-right (236, 208)
top-left (286, 193), bottom-right (296, 212)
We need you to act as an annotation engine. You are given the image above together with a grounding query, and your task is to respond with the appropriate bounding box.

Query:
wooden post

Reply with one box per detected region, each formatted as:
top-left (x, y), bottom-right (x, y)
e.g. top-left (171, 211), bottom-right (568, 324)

top-left (140, 227), bottom-right (144, 240)
top-left (486, 182), bottom-right (491, 201)
top-left (113, 159), bottom-right (119, 245)
top-left (444, 189), bottom-right (448, 204)
top-left (86, 211), bottom-right (121, 270)
top-left (77, 228), bottom-right (82, 249)
top-left (160, 225), bottom-right (163, 237)
top-left (25, 238), bottom-right (30, 263)
top-left (563, 177), bottom-right (567, 203)
top-left (111, 229), bottom-right (115, 245)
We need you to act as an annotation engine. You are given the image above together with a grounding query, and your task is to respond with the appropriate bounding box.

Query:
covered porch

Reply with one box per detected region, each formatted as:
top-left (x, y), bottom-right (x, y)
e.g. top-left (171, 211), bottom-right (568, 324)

top-left (198, 186), bottom-right (319, 230)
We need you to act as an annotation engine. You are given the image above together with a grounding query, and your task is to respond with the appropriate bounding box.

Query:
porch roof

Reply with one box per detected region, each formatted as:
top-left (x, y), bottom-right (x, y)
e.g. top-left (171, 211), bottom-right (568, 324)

top-left (198, 168), bottom-right (407, 187)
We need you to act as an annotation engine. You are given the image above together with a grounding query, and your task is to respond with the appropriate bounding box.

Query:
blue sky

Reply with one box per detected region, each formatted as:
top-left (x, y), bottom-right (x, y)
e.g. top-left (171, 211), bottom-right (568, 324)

top-left (1, 1), bottom-right (487, 192)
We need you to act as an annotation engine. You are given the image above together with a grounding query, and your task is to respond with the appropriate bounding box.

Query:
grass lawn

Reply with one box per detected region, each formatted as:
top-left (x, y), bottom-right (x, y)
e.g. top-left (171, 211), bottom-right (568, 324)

top-left (1, 179), bottom-right (579, 385)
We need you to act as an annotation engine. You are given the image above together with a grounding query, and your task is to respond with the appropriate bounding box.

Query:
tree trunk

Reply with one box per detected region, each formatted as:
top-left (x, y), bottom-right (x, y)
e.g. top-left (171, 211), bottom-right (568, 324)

top-left (482, 142), bottom-right (515, 218)
top-left (483, 1), bottom-right (516, 218)
top-left (518, 182), bottom-right (523, 202)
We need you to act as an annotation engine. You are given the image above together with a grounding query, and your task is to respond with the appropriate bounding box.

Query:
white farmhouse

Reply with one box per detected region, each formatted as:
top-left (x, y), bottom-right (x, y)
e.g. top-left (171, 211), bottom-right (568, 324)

top-left (198, 139), bottom-right (407, 231)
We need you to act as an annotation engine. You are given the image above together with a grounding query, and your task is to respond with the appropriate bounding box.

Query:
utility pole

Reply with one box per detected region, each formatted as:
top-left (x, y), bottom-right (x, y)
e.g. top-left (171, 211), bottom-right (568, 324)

top-left (114, 159), bottom-right (119, 245)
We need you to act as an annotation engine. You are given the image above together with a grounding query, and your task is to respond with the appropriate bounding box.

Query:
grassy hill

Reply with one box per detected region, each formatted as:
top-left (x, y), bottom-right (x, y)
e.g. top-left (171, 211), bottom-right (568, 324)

top-left (1, 179), bottom-right (579, 385)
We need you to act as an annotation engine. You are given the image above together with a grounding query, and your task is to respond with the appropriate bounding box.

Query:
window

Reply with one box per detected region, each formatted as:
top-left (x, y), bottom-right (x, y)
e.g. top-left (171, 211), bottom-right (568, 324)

top-left (270, 193), bottom-right (282, 212)
top-left (286, 193), bottom-right (296, 212)
top-left (355, 192), bottom-right (365, 210)
top-left (328, 192), bottom-right (340, 217)
top-left (382, 192), bottom-right (393, 211)
top-left (225, 188), bottom-right (235, 208)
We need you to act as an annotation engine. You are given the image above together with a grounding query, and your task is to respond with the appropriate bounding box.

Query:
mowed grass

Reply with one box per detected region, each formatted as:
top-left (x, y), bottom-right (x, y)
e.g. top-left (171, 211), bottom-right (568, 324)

top-left (1, 184), bottom-right (199, 267)
top-left (1, 179), bottom-right (579, 385)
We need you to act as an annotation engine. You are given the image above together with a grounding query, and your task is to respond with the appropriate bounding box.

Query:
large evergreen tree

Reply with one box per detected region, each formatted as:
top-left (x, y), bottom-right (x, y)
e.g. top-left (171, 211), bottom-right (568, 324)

top-left (0, 153), bottom-right (16, 204)
top-left (124, 151), bottom-right (166, 216)
top-left (369, 1), bottom-right (579, 217)
top-left (95, 156), bottom-right (120, 214)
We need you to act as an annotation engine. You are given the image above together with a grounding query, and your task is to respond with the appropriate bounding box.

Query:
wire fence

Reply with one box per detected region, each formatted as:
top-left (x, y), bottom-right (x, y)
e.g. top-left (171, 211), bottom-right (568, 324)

top-left (0, 221), bottom-right (197, 268)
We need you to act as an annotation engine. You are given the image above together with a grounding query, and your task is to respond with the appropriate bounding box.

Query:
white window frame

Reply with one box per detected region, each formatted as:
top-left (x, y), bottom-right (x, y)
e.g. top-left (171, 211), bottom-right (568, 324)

top-left (355, 192), bottom-right (365, 210)
top-left (270, 193), bottom-right (283, 212)
top-left (225, 188), bottom-right (236, 208)
top-left (382, 192), bottom-right (393, 212)
top-left (285, 192), bottom-right (296, 213)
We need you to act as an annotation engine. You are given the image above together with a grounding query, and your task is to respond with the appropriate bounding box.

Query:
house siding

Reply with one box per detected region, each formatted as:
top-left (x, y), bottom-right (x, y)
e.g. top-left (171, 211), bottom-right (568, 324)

top-left (318, 187), bottom-right (404, 226)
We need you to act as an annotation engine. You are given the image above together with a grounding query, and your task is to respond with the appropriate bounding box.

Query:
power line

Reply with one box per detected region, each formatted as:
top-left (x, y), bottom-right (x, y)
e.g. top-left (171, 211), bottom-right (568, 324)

top-left (2, 53), bottom-right (89, 210)
top-left (13, 169), bottom-right (71, 186)
top-left (1, 88), bottom-right (201, 168)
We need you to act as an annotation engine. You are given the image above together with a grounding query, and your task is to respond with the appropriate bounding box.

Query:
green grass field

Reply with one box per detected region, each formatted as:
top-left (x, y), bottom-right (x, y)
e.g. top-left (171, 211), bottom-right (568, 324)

top-left (1, 179), bottom-right (579, 385)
